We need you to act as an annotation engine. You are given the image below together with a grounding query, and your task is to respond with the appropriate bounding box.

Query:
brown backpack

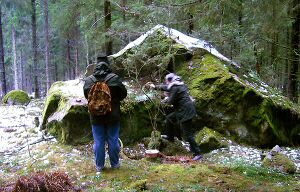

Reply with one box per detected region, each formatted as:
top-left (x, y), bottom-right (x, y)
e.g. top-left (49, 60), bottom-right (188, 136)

top-left (87, 74), bottom-right (116, 116)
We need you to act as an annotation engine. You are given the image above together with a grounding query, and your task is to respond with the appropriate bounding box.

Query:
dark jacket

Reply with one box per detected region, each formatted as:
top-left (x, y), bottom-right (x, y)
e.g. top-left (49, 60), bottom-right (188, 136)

top-left (83, 62), bottom-right (127, 125)
top-left (156, 84), bottom-right (196, 123)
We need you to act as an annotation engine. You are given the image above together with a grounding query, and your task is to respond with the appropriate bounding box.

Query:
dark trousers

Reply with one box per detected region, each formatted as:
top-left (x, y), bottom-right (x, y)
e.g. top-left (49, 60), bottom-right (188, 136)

top-left (166, 112), bottom-right (200, 156)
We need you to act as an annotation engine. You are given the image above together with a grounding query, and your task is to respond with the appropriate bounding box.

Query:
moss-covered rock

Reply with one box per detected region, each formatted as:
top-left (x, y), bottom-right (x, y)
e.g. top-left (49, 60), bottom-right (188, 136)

top-left (262, 152), bottom-right (296, 174)
top-left (2, 90), bottom-right (30, 105)
top-left (128, 179), bottom-right (148, 191)
top-left (177, 54), bottom-right (300, 147)
top-left (41, 79), bottom-right (163, 146)
top-left (159, 139), bottom-right (190, 156)
top-left (195, 127), bottom-right (228, 153)
top-left (120, 100), bottom-right (165, 145)
top-left (148, 130), bottom-right (161, 150)
top-left (41, 79), bottom-right (91, 145)
top-left (110, 25), bottom-right (300, 147)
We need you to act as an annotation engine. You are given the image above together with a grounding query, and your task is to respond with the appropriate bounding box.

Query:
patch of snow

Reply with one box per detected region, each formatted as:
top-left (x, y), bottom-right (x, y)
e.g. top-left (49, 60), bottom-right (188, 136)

top-left (111, 24), bottom-right (239, 68)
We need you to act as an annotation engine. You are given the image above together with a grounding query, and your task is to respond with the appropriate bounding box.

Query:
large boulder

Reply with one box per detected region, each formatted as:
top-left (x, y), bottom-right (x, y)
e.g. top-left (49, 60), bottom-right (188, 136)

top-left (110, 24), bottom-right (300, 147)
top-left (41, 79), bottom-right (91, 145)
top-left (178, 53), bottom-right (300, 147)
top-left (2, 90), bottom-right (30, 105)
top-left (41, 79), bottom-right (157, 145)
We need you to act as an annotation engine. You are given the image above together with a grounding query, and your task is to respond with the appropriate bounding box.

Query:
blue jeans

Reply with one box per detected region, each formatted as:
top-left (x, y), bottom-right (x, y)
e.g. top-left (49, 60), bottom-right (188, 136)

top-left (92, 122), bottom-right (120, 169)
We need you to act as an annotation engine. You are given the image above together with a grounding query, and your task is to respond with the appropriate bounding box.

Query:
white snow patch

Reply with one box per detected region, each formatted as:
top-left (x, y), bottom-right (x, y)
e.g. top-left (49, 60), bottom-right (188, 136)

top-left (111, 24), bottom-right (239, 68)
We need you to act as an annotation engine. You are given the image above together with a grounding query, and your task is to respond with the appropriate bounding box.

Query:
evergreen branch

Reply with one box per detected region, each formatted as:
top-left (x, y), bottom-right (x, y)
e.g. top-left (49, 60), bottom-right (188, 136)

top-left (170, 0), bottom-right (202, 7)
top-left (110, 1), bottom-right (140, 17)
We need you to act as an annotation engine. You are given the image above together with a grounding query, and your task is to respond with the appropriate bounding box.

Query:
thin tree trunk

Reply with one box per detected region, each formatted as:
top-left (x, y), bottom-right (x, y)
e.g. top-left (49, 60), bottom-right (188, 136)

top-left (32, 0), bottom-right (39, 98)
top-left (288, 0), bottom-right (300, 102)
top-left (75, 46), bottom-right (78, 77)
top-left (84, 35), bottom-right (89, 66)
top-left (44, 0), bottom-right (51, 91)
top-left (66, 39), bottom-right (72, 80)
top-left (12, 26), bottom-right (18, 90)
top-left (187, 13), bottom-right (194, 35)
top-left (0, 7), bottom-right (7, 97)
top-left (104, 0), bottom-right (112, 55)
top-left (254, 44), bottom-right (261, 75)
top-left (283, 27), bottom-right (290, 95)
top-left (121, 0), bottom-right (126, 22)
top-left (19, 50), bottom-right (24, 90)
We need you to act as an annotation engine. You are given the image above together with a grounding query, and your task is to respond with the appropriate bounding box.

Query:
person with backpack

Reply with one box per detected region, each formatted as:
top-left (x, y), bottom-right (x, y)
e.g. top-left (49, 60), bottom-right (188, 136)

top-left (146, 73), bottom-right (202, 161)
top-left (83, 55), bottom-right (127, 172)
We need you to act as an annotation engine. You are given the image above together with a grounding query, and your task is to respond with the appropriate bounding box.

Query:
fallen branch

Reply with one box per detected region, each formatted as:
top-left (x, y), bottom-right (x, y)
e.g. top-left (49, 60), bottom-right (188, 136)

top-left (1, 136), bottom-right (55, 156)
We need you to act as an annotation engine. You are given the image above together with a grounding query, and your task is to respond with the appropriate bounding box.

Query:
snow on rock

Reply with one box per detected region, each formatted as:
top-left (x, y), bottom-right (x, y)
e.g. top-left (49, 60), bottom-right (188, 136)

top-left (111, 24), bottom-right (239, 67)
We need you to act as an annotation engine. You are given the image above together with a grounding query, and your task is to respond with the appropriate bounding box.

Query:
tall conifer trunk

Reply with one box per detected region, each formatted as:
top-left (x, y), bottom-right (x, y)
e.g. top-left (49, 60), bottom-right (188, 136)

top-left (12, 26), bottom-right (18, 90)
top-left (104, 0), bottom-right (112, 55)
top-left (32, 0), bottom-right (39, 98)
top-left (0, 7), bottom-right (7, 97)
top-left (44, 0), bottom-right (51, 91)
top-left (288, 0), bottom-right (300, 102)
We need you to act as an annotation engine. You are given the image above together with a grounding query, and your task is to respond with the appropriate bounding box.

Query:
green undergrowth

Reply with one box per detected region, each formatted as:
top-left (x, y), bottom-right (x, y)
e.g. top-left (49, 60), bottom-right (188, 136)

top-left (0, 142), bottom-right (299, 191)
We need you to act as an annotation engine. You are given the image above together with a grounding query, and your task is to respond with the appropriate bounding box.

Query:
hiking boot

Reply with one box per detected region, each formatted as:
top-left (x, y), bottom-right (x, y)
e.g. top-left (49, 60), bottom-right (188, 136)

top-left (111, 164), bottom-right (120, 170)
top-left (192, 155), bottom-right (202, 161)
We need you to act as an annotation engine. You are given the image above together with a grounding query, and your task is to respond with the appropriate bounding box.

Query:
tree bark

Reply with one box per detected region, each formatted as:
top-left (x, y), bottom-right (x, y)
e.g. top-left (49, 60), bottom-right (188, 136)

top-left (74, 46), bottom-right (78, 77)
top-left (32, 0), bottom-right (39, 98)
top-left (104, 0), bottom-right (112, 55)
top-left (187, 13), bottom-right (194, 35)
top-left (44, 0), bottom-right (51, 91)
top-left (12, 26), bottom-right (18, 90)
top-left (254, 45), bottom-right (261, 75)
top-left (288, 0), bottom-right (300, 102)
top-left (121, 0), bottom-right (126, 22)
top-left (66, 39), bottom-right (71, 80)
top-left (0, 7), bottom-right (7, 97)
top-left (19, 49), bottom-right (24, 90)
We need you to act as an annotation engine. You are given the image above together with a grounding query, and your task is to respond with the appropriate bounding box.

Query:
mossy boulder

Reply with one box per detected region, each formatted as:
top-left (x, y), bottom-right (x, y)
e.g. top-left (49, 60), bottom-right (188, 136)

top-left (262, 151), bottom-right (296, 174)
top-left (120, 99), bottom-right (165, 145)
top-left (40, 79), bottom-right (162, 146)
top-left (178, 54), bottom-right (300, 147)
top-left (41, 79), bottom-right (91, 145)
top-left (195, 127), bottom-right (228, 153)
top-left (109, 25), bottom-right (300, 147)
top-left (2, 90), bottom-right (30, 105)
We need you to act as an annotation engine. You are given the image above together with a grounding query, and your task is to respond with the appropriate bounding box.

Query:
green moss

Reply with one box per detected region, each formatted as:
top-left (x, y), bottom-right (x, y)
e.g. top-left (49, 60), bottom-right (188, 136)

top-left (174, 53), bottom-right (300, 147)
top-left (2, 90), bottom-right (30, 105)
top-left (195, 127), bottom-right (228, 153)
top-left (120, 100), bottom-right (165, 145)
top-left (128, 179), bottom-right (148, 191)
top-left (148, 130), bottom-right (161, 149)
top-left (262, 153), bottom-right (296, 174)
top-left (46, 106), bottom-right (91, 144)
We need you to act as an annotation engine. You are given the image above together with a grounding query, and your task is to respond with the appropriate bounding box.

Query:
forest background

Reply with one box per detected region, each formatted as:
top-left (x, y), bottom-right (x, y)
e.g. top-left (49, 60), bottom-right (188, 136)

top-left (0, 0), bottom-right (299, 103)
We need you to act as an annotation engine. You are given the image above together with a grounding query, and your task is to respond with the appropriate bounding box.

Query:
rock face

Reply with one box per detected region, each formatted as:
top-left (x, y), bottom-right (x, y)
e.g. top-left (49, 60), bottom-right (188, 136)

top-left (194, 127), bottom-right (228, 153)
top-left (2, 90), bottom-right (30, 105)
top-left (110, 25), bottom-right (300, 147)
top-left (178, 54), bottom-right (300, 147)
top-left (41, 79), bottom-right (91, 145)
top-left (41, 79), bottom-right (157, 145)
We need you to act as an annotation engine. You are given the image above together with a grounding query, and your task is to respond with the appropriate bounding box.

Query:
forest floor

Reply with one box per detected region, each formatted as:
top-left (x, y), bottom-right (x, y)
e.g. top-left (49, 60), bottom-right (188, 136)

top-left (0, 100), bottom-right (299, 191)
